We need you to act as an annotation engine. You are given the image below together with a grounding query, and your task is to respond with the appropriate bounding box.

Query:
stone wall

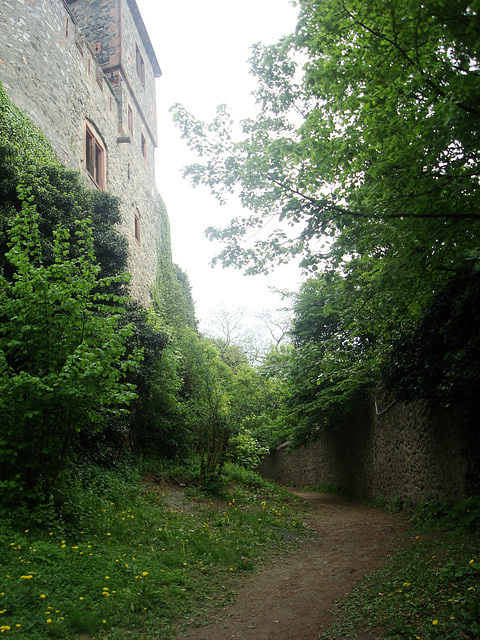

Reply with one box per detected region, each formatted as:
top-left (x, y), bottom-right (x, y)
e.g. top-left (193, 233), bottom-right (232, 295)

top-left (258, 400), bottom-right (472, 503)
top-left (0, 0), bottom-right (165, 306)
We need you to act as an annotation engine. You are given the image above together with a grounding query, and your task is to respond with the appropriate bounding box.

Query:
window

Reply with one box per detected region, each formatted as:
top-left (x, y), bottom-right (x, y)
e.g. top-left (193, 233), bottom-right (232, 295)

top-left (135, 45), bottom-right (145, 86)
top-left (85, 124), bottom-right (105, 189)
top-left (141, 133), bottom-right (147, 161)
top-left (127, 104), bottom-right (134, 135)
top-left (134, 212), bottom-right (141, 245)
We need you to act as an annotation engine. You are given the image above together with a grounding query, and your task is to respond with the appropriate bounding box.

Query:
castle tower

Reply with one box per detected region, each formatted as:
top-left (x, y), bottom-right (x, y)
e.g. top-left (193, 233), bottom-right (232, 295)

top-left (0, 0), bottom-right (167, 306)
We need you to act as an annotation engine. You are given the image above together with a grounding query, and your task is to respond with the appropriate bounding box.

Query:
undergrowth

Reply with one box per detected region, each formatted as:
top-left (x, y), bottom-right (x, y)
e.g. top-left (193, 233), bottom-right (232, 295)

top-left (319, 496), bottom-right (480, 640)
top-left (0, 459), bottom-right (306, 639)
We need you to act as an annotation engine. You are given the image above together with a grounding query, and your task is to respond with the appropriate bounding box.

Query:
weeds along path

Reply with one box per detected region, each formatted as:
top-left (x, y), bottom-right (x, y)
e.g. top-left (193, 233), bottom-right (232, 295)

top-left (177, 491), bottom-right (408, 640)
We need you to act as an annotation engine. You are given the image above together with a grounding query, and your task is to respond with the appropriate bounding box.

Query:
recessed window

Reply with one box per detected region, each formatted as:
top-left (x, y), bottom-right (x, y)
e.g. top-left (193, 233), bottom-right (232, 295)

top-left (135, 44), bottom-right (145, 86)
top-left (141, 133), bottom-right (147, 161)
top-left (127, 104), bottom-right (134, 135)
top-left (85, 124), bottom-right (105, 190)
top-left (134, 212), bottom-right (141, 245)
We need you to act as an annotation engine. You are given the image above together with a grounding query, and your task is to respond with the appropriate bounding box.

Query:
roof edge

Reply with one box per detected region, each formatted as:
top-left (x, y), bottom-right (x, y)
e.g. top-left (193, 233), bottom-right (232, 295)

top-left (125, 0), bottom-right (162, 77)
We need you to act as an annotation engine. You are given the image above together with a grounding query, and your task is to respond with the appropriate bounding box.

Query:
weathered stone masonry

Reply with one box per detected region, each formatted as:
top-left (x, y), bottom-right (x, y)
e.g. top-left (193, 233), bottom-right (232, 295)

top-left (0, 0), bottom-right (167, 306)
top-left (258, 400), bottom-right (473, 503)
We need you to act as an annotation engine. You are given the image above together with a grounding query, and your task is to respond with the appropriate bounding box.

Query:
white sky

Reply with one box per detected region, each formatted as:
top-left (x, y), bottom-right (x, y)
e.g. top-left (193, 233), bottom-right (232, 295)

top-left (135, 0), bottom-right (301, 328)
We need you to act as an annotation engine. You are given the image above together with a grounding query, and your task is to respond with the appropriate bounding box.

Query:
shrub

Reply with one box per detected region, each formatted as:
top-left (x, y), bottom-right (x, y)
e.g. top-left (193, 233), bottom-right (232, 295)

top-left (0, 188), bottom-right (142, 506)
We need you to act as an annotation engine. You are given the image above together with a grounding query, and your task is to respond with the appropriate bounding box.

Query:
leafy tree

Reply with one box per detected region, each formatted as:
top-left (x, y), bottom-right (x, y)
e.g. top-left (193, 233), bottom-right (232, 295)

top-left (209, 337), bottom-right (249, 370)
top-left (258, 342), bottom-right (296, 446)
top-left (178, 331), bottom-right (234, 486)
top-left (172, 1), bottom-right (480, 443)
top-left (227, 428), bottom-right (269, 469)
top-left (221, 360), bottom-right (285, 461)
top-left (0, 83), bottom-right (191, 466)
top-left (0, 190), bottom-right (142, 505)
top-left (384, 266), bottom-right (480, 414)
top-left (150, 204), bottom-right (197, 331)
top-left (283, 273), bottom-right (381, 444)
top-left (173, 1), bottom-right (480, 271)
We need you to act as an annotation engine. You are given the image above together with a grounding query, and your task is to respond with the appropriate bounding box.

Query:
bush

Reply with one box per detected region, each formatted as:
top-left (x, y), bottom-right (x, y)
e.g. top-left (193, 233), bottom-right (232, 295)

top-left (227, 428), bottom-right (269, 469)
top-left (0, 189), bottom-right (141, 506)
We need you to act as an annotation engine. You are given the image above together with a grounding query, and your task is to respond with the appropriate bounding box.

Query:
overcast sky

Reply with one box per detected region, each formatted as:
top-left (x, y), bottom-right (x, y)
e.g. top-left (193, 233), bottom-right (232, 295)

top-left (134, 0), bottom-right (301, 327)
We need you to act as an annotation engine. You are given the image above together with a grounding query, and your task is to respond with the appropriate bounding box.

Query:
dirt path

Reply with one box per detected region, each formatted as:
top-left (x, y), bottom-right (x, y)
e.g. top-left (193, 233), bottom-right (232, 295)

top-left (176, 491), bottom-right (409, 640)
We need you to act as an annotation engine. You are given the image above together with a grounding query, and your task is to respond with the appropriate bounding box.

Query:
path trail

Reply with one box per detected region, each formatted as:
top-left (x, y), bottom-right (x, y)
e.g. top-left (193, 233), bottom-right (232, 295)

top-left (177, 491), bottom-right (408, 640)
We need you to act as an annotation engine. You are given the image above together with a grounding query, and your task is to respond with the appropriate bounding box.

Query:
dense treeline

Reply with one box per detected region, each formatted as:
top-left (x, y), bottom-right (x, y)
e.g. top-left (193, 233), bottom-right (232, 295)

top-left (0, 84), bottom-right (277, 515)
top-left (1, 6), bottom-right (479, 638)
top-left (173, 0), bottom-right (480, 466)
top-left (2, 0), bottom-right (480, 515)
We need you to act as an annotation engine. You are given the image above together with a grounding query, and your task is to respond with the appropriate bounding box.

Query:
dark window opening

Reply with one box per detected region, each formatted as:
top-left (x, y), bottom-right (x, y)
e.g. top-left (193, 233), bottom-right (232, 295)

top-left (134, 212), bottom-right (141, 245)
top-left (128, 104), bottom-right (134, 134)
top-left (85, 124), bottom-right (105, 190)
top-left (136, 45), bottom-right (145, 86)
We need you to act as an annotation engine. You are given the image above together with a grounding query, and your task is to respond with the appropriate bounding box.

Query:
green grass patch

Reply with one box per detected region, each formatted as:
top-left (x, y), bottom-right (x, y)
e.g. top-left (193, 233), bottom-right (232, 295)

top-left (319, 498), bottom-right (480, 640)
top-left (0, 460), bottom-right (306, 639)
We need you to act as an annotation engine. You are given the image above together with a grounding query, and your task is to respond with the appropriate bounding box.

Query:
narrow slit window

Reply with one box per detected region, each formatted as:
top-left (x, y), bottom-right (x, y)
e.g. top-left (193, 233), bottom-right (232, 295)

top-left (134, 212), bottom-right (141, 245)
top-left (128, 104), bottom-right (134, 135)
top-left (141, 133), bottom-right (147, 161)
top-left (136, 45), bottom-right (145, 86)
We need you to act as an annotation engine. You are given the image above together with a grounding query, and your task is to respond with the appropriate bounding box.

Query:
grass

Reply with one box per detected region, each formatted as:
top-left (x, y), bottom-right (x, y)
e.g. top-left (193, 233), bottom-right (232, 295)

top-left (0, 459), bottom-right (307, 639)
top-left (319, 495), bottom-right (480, 640)
top-left (2, 463), bottom-right (479, 640)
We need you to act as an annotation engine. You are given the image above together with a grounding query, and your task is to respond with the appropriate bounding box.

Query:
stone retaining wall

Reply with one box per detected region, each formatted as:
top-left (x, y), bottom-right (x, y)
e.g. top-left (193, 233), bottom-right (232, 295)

top-left (258, 400), bottom-right (472, 503)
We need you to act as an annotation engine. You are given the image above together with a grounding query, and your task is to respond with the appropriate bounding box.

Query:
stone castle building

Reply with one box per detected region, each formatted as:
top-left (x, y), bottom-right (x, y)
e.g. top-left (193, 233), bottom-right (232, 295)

top-left (0, 0), bottom-right (167, 306)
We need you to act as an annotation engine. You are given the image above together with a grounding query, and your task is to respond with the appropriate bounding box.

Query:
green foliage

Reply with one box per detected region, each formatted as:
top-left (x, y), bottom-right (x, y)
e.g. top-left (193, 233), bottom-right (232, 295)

top-left (0, 83), bottom-right (129, 292)
top-left (177, 337), bottom-right (284, 478)
top-left (172, 2), bottom-right (480, 445)
top-left (227, 429), bottom-right (269, 469)
top-left (173, 1), bottom-right (480, 270)
top-left (0, 190), bottom-right (141, 505)
top-left (0, 460), bottom-right (305, 639)
top-left (384, 267), bottom-right (480, 411)
top-left (119, 305), bottom-right (187, 460)
top-left (223, 462), bottom-right (271, 488)
top-left (0, 83), bottom-right (55, 164)
top-left (283, 273), bottom-right (381, 443)
top-left (178, 331), bottom-right (233, 487)
top-left (210, 336), bottom-right (249, 370)
top-left (321, 508), bottom-right (480, 640)
top-left (0, 82), bottom-right (190, 471)
top-left (150, 200), bottom-right (197, 332)
top-left (410, 496), bottom-right (480, 534)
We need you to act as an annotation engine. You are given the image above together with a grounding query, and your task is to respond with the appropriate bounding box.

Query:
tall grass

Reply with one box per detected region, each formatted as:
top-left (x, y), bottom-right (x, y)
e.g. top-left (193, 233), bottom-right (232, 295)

top-left (319, 496), bottom-right (480, 640)
top-left (0, 459), bottom-right (305, 639)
